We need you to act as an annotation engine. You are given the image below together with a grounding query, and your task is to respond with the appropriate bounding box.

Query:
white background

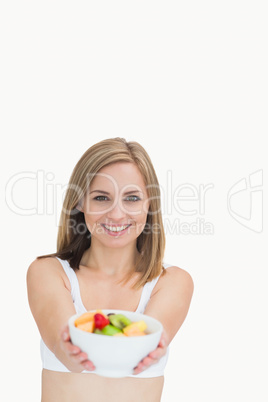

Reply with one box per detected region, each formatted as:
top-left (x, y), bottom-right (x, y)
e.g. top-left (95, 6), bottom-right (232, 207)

top-left (1, 1), bottom-right (267, 401)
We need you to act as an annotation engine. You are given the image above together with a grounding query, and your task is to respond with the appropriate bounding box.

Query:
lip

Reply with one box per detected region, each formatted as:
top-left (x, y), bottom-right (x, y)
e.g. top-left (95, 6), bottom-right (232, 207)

top-left (101, 224), bottom-right (132, 237)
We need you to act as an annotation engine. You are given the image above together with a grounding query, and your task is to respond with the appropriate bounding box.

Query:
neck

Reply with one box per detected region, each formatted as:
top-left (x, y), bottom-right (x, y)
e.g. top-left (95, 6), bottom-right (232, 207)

top-left (81, 238), bottom-right (139, 278)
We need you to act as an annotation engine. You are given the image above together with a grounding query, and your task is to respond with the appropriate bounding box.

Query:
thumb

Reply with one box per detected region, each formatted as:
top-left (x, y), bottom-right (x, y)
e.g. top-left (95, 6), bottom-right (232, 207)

top-left (159, 329), bottom-right (168, 347)
top-left (60, 324), bottom-right (70, 341)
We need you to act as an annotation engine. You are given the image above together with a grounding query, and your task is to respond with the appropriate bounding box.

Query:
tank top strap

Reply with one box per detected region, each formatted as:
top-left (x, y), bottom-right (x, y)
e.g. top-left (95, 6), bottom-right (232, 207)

top-left (162, 262), bottom-right (174, 269)
top-left (55, 257), bottom-right (86, 313)
top-left (135, 262), bottom-right (172, 313)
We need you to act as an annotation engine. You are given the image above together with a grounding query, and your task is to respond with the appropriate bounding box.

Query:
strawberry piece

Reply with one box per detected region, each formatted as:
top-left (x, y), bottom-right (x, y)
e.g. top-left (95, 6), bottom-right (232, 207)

top-left (94, 313), bottom-right (110, 329)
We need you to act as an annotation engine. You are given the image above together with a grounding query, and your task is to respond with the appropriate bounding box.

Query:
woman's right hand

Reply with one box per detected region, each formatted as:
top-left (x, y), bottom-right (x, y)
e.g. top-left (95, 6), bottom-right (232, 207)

top-left (59, 325), bottom-right (96, 373)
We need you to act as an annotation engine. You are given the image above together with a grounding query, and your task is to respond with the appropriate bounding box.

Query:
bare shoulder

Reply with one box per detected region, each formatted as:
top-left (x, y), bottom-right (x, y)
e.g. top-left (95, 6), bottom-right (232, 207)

top-left (27, 256), bottom-right (61, 278)
top-left (157, 265), bottom-right (194, 289)
top-left (153, 265), bottom-right (194, 297)
top-left (26, 256), bottom-right (71, 291)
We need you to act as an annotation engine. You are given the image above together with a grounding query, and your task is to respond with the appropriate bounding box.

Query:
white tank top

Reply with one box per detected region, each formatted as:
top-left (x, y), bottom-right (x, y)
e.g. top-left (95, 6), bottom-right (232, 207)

top-left (40, 257), bottom-right (173, 378)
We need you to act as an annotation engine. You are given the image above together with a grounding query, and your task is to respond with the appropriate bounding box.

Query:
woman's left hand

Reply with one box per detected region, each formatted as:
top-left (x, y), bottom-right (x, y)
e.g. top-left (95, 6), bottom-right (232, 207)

top-left (133, 330), bottom-right (168, 375)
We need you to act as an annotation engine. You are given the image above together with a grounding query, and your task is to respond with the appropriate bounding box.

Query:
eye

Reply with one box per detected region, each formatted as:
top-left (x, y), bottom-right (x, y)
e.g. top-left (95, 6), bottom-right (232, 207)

top-left (94, 195), bottom-right (109, 201)
top-left (124, 195), bottom-right (141, 202)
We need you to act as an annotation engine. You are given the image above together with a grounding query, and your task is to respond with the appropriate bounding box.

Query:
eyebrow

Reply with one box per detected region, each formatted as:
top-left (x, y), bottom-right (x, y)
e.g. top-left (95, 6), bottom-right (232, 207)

top-left (90, 190), bottom-right (143, 195)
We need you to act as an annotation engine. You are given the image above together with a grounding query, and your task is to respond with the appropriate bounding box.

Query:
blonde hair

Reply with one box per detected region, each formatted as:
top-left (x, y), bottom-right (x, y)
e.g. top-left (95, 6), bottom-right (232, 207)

top-left (38, 137), bottom-right (166, 289)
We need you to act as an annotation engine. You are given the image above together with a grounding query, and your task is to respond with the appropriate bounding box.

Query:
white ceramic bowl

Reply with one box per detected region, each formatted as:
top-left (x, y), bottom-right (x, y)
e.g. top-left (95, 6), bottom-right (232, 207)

top-left (68, 309), bottom-right (163, 378)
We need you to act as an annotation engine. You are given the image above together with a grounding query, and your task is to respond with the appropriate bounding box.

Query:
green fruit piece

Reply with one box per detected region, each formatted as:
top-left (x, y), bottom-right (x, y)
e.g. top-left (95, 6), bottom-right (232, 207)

top-left (108, 314), bottom-right (132, 330)
top-left (94, 329), bottom-right (104, 335)
top-left (100, 324), bottom-right (122, 336)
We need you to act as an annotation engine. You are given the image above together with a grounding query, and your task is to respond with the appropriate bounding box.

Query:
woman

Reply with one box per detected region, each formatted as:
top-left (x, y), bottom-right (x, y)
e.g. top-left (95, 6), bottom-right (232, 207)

top-left (27, 137), bottom-right (194, 402)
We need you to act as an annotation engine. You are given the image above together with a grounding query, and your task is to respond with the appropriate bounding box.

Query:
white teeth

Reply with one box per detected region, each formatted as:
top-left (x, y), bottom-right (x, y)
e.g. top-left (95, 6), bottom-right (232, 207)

top-left (103, 225), bottom-right (129, 232)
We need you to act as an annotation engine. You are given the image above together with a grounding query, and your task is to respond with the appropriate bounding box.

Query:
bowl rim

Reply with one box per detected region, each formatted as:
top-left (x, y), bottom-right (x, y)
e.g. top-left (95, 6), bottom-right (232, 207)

top-left (68, 309), bottom-right (163, 338)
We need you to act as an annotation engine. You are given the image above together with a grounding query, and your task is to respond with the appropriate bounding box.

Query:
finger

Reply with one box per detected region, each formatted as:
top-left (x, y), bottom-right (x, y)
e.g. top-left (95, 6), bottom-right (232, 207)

top-left (65, 342), bottom-right (81, 355)
top-left (150, 335), bottom-right (167, 356)
top-left (133, 347), bottom-right (165, 374)
top-left (142, 356), bottom-right (156, 366)
top-left (161, 328), bottom-right (168, 340)
top-left (74, 352), bottom-right (89, 363)
top-left (159, 336), bottom-right (167, 348)
top-left (60, 336), bottom-right (80, 355)
top-left (158, 330), bottom-right (167, 346)
top-left (132, 332), bottom-right (168, 375)
top-left (134, 353), bottom-right (160, 373)
top-left (60, 326), bottom-right (81, 355)
top-left (133, 355), bottom-right (154, 373)
top-left (61, 325), bottom-right (71, 342)
top-left (82, 360), bottom-right (96, 371)
top-left (148, 346), bottom-right (166, 360)
top-left (133, 363), bottom-right (145, 374)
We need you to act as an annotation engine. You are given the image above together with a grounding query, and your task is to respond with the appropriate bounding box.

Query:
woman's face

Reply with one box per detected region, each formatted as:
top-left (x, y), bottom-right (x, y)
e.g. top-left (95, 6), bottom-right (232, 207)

top-left (80, 162), bottom-right (150, 249)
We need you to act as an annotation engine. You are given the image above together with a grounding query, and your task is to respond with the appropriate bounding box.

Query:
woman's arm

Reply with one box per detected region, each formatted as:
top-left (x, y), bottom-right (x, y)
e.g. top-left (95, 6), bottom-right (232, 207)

top-left (145, 266), bottom-right (194, 344)
top-left (133, 266), bottom-right (194, 374)
top-left (26, 257), bottom-right (94, 372)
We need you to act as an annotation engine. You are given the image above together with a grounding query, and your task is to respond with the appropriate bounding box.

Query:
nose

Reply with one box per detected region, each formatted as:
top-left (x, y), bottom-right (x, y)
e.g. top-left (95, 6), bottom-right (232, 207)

top-left (106, 200), bottom-right (126, 221)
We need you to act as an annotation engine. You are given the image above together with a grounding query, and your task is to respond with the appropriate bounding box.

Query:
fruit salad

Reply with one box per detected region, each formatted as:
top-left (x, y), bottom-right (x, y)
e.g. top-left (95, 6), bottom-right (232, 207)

top-left (74, 310), bottom-right (147, 337)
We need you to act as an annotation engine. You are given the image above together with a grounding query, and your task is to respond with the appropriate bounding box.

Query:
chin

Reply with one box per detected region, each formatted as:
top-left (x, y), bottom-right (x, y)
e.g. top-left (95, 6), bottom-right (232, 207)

top-left (94, 235), bottom-right (137, 249)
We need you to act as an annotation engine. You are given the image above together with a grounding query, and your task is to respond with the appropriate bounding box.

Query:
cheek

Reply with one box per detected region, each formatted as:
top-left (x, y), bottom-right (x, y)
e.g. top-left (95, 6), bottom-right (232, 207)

top-left (141, 210), bottom-right (149, 222)
top-left (141, 201), bottom-right (150, 220)
top-left (132, 210), bottom-right (149, 227)
top-left (142, 199), bottom-right (150, 215)
top-left (83, 213), bottom-right (101, 229)
top-left (83, 201), bottom-right (98, 215)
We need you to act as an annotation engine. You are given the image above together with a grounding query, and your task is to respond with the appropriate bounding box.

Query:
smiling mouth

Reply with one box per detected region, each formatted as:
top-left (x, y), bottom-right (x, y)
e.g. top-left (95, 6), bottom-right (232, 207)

top-left (101, 224), bottom-right (131, 233)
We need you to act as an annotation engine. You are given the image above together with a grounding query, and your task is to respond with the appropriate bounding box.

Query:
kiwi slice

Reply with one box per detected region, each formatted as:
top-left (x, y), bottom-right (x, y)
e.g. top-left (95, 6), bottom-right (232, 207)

top-left (100, 324), bottom-right (122, 336)
top-left (108, 314), bottom-right (132, 330)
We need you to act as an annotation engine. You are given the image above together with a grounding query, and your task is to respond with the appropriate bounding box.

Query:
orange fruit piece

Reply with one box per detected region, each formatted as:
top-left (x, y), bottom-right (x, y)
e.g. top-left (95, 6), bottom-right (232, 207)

top-left (123, 327), bottom-right (146, 337)
top-left (74, 312), bottom-right (95, 327)
top-left (76, 320), bottom-right (95, 333)
top-left (123, 321), bottom-right (147, 336)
